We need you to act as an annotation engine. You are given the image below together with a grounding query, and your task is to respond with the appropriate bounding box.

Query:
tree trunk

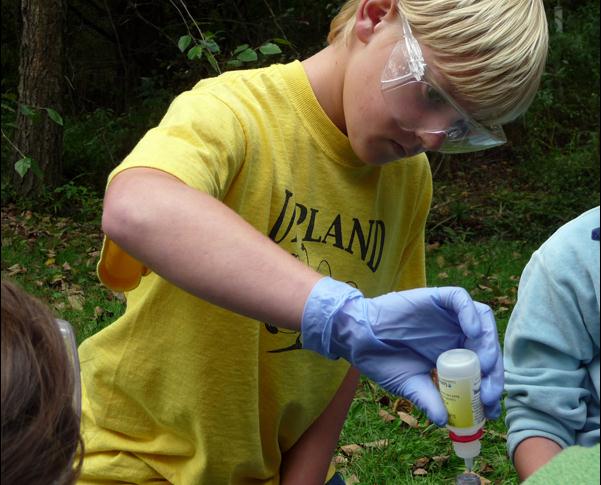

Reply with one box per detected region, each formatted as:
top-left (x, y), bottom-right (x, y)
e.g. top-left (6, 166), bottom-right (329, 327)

top-left (13, 0), bottom-right (64, 196)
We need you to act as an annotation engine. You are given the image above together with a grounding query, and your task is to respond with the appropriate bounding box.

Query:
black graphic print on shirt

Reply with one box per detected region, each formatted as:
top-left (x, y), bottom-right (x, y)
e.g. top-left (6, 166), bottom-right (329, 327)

top-left (264, 189), bottom-right (384, 353)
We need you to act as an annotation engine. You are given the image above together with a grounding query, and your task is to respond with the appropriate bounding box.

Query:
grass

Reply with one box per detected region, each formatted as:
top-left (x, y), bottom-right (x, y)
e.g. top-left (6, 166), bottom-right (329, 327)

top-left (0, 202), bottom-right (542, 484)
top-left (0, 204), bottom-right (125, 342)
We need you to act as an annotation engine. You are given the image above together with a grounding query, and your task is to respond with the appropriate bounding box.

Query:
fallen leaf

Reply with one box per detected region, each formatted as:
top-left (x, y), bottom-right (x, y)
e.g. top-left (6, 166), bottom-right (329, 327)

top-left (413, 468), bottom-right (427, 476)
top-left (378, 409), bottom-right (396, 423)
top-left (398, 411), bottom-right (419, 428)
top-left (345, 474), bottom-right (360, 485)
top-left (53, 301), bottom-right (66, 311)
top-left (68, 294), bottom-right (84, 311)
top-left (6, 263), bottom-right (26, 276)
top-left (94, 306), bottom-right (104, 319)
top-left (432, 455), bottom-right (449, 465)
top-left (332, 454), bottom-right (348, 465)
top-left (392, 398), bottom-right (413, 414)
top-left (474, 473), bottom-right (491, 484)
top-left (413, 457), bottom-right (430, 468)
top-left (340, 444), bottom-right (363, 456)
top-left (62, 262), bottom-right (72, 271)
top-left (363, 439), bottom-right (389, 449)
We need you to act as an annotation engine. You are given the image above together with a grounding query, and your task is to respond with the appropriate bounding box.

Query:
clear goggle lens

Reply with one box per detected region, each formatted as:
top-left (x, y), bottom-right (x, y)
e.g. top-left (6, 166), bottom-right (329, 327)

top-left (380, 22), bottom-right (506, 154)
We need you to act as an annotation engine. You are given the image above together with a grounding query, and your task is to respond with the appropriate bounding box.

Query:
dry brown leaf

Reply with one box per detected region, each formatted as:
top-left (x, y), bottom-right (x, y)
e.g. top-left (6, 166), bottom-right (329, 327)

top-left (473, 473), bottom-right (491, 484)
top-left (392, 398), bottom-right (413, 414)
top-left (6, 263), bottom-right (26, 276)
top-left (94, 306), bottom-right (104, 319)
top-left (413, 457), bottom-right (430, 468)
top-left (398, 411), bottom-right (419, 428)
top-left (332, 454), bottom-right (348, 465)
top-left (68, 294), bottom-right (84, 311)
top-left (478, 460), bottom-right (494, 474)
top-left (432, 455), bottom-right (449, 465)
top-left (378, 409), bottom-right (396, 423)
top-left (363, 439), bottom-right (389, 449)
top-left (62, 262), bottom-right (72, 271)
top-left (413, 468), bottom-right (428, 476)
top-left (340, 444), bottom-right (363, 456)
top-left (345, 474), bottom-right (360, 485)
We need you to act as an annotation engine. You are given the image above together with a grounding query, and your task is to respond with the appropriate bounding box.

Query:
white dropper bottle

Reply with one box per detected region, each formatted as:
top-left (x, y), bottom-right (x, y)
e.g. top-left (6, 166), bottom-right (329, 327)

top-left (436, 349), bottom-right (486, 472)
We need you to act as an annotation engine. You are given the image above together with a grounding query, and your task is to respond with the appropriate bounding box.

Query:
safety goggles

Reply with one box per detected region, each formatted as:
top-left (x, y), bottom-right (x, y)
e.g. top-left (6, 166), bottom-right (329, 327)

top-left (56, 319), bottom-right (82, 417)
top-left (380, 15), bottom-right (506, 154)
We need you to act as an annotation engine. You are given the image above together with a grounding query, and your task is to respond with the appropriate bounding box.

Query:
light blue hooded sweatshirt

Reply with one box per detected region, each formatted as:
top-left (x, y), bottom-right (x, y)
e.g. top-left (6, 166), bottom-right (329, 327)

top-left (504, 206), bottom-right (600, 460)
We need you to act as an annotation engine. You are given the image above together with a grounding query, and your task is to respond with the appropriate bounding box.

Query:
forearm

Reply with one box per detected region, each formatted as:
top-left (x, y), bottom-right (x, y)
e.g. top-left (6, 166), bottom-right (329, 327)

top-left (102, 168), bottom-right (321, 330)
top-left (513, 436), bottom-right (562, 481)
top-left (280, 367), bottom-right (360, 485)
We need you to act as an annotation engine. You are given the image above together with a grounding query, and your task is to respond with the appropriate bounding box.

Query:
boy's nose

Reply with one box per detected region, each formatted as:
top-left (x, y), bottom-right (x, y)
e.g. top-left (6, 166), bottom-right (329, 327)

top-left (417, 131), bottom-right (446, 152)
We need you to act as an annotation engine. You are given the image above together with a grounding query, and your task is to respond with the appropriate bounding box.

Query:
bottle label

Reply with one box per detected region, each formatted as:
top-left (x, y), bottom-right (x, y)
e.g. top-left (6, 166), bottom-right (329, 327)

top-left (438, 375), bottom-right (484, 428)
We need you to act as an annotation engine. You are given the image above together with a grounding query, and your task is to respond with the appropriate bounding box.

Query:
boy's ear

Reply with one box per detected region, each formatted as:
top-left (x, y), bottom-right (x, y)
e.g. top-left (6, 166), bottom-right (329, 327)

top-left (354, 0), bottom-right (397, 44)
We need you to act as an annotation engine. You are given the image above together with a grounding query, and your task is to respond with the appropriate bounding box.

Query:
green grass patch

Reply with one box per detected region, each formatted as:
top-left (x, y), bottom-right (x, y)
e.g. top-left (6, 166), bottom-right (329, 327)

top-left (1, 204), bottom-right (124, 343)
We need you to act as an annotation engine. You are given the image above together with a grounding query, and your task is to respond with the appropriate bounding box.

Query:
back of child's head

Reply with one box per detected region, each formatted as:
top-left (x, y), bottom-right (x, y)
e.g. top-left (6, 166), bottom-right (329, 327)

top-left (328, 0), bottom-right (548, 126)
top-left (1, 279), bottom-right (83, 485)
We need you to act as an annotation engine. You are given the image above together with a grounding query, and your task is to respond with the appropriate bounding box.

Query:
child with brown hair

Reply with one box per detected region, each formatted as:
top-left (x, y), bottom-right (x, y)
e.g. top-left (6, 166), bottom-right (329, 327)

top-left (1, 279), bottom-right (83, 484)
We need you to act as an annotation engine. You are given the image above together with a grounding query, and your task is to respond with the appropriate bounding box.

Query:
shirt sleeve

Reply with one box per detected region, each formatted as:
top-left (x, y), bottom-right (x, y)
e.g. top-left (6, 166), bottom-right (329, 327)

top-left (504, 228), bottom-right (599, 460)
top-left (107, 89), bottom-right (247, 199)
top-left (97, 89), bottom-right (248, 292)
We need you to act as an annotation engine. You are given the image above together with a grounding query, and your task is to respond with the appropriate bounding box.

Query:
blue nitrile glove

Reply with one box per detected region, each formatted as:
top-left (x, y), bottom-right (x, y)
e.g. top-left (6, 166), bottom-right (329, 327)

top-left (301, 277), bottom-right (503, 426)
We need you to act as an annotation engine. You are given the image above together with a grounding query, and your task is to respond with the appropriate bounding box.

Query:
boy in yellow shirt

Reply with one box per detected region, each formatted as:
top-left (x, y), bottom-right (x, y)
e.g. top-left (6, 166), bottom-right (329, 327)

top-left (79, 0), bottom-right (548, 483)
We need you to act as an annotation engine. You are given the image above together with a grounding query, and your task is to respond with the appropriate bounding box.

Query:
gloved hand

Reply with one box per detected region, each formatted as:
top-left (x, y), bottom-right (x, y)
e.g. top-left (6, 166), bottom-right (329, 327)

top-left (301, 277), bottom-right (503, 426)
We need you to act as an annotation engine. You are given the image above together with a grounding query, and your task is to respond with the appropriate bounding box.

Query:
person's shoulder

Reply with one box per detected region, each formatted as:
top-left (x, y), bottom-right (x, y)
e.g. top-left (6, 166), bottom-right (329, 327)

top-left (541, 207), bottom-right (599, 251)
top-left (536, 206), bottom-right (600, 272)
top-left (189, 61), bottom-right (301, 96)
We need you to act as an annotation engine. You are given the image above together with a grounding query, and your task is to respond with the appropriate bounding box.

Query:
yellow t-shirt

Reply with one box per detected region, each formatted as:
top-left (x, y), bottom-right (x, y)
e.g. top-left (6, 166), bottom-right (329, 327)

top-left (79, 61), bottom-right (432, 484)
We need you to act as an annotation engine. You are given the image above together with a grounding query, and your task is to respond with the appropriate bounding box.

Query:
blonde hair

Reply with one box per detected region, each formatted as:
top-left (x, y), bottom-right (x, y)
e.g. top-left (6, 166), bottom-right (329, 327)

top-left (328, 0), bottom-right (549, 125)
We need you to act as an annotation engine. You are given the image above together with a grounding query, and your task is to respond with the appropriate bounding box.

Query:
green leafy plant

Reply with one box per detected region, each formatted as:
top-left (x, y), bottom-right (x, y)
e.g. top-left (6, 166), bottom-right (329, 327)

top-left (1, 95), bottom-right (64, 179)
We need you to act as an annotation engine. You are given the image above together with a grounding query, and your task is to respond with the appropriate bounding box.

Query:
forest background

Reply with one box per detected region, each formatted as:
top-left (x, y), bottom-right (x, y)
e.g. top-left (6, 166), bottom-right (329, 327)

top-left (1, 0), bottom-right (599, 483)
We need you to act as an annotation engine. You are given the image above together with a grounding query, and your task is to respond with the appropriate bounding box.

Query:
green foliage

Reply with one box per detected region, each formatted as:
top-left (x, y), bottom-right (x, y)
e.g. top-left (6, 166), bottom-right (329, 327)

top-left (62, 99), bottom-right (170, 191)
top-left (177, 32), bottom-right (287, 72)
top-left (1, 94), bottom-right (64, 179)
top-left (510, 1), bottom-right (600, 194)
top-left (14, 157), bottom-right (42, 179)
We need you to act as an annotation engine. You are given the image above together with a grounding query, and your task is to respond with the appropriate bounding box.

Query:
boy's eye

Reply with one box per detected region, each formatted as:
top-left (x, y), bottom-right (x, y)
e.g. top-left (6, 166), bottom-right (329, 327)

top-left (424, 85), bottom-right (446, 107)
top-left (446, 120), bottom-right (470, 140)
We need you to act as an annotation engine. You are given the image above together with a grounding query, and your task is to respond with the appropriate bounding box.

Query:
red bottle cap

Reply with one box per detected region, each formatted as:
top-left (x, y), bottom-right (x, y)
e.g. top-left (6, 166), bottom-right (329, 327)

top-left (449, 428), bottom-right (484, 443)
